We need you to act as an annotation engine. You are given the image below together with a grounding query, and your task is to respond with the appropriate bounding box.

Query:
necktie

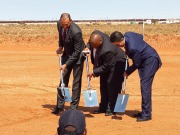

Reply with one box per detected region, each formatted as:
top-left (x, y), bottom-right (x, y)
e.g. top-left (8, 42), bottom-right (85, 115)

top-left (62, 30), bottom-right (66, 42)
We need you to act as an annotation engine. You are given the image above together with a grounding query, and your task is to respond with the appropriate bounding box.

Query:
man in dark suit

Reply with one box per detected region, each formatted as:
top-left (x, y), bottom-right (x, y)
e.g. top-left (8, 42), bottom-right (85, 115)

top-left (87, 30), bottom-right (126, 116)
top-left (52, 13), bottom-right (85, 114)
top-left (110, 31), bottom-right (162, 121)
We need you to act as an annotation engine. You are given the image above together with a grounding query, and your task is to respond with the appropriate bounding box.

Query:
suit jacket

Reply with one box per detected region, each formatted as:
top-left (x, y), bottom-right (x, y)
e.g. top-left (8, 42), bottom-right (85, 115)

top-left (87, 30), bottom-right (126, 77)
top-left (57, 21), bottom-right (85, 67)
top-left (124, 32), bottom-right (162, 78)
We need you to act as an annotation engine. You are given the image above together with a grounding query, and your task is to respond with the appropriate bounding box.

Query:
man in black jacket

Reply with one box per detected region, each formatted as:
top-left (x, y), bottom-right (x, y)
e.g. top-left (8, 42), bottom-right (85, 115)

top-left (52, 13), bottom-right (85, 114)
top-left (87, 30), bottom-right (126, 115)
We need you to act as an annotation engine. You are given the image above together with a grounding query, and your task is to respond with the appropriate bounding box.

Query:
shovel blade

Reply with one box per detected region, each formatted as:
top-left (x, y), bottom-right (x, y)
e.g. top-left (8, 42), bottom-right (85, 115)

top-left (83, 90), bottom-right (98, 107)
top-left (57, 87), bottom-right (72, 102)
top-left (114, 94), bottom-right (129, 112)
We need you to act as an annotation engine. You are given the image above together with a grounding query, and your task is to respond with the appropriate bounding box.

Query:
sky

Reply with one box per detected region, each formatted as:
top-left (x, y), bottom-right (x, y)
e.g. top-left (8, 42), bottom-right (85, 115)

top-left (0, 0), bottom-right (180, 21)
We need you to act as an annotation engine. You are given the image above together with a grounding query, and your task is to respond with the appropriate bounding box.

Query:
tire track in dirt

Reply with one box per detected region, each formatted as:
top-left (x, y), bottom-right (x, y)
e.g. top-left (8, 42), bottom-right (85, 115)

top-left (0, 112), bottom-right (51, 128)
top-left (0, 59), bottom-right (38, 63)
top-left (0, 83), bottom-right (56, 94)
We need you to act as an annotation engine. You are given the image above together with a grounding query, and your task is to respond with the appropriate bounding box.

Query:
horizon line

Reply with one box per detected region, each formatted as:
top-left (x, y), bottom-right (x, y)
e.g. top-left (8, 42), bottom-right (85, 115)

top-left (0, 18), bottom-right (180, 23)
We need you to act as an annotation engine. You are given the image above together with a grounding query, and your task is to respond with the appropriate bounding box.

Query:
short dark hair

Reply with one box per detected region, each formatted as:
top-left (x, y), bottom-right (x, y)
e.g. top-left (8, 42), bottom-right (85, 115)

top-left (110, 31), bottom-right (124, 42)
top-left (57, 109), bottom-right (86, 135)
top-left (57, 125), bottom-right (78, 135)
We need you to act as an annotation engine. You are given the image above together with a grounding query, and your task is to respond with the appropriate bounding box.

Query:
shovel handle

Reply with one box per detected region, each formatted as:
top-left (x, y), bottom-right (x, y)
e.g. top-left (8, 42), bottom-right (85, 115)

top-left (122, 57), bottom-right (128, 93)
top-left (59, 56), bottom-right (65, 87)
top-left (85, 56), bottom-right (91, 89)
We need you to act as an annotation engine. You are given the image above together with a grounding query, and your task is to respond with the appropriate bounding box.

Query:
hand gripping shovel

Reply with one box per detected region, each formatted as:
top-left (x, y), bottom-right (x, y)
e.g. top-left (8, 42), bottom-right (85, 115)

top-left (57, 56), bottom-right (72, 102)
top-left (114, 57), bottom-right (129, 112)
top-left (83, 54), bottom-right (98, 107)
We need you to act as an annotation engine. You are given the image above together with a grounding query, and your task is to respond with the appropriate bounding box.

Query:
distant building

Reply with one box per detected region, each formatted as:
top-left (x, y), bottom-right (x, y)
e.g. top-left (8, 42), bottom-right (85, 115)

top-left (166, 19), bottom-right (180, 24)
top-left (146, 20), bottom-right (152, 24)
top-left (158, 19), bottom-right (180, 24)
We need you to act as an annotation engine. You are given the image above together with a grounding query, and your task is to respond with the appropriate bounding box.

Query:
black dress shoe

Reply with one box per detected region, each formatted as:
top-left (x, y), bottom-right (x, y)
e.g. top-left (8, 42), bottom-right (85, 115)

top-left (93, 109), bottom-right (106, 114)
top-left (133, 112), bottom-right (142, 117)
top-left (51, 107), bottom-right (64, 114)
top-left (105, 109), bottom-right (113, 116)
top-left (137, 116), bottom-right (151, 122)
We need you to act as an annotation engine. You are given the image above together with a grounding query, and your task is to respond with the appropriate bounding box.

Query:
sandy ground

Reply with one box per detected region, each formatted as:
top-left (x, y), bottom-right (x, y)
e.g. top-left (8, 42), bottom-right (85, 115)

top-left (0, 46), bottom-right (180, 135)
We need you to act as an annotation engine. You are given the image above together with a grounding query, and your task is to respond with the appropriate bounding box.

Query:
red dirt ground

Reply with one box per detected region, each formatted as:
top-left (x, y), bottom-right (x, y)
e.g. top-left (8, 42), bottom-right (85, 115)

top-left (0, 34), bottom-right (180, 135)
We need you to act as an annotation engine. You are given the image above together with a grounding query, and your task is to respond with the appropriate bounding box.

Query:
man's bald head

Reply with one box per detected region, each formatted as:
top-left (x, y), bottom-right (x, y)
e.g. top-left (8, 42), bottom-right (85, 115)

top-left (89, 33), bottom-right (103, 49)
top-left (60, 13), bottom-right (72, 30)
top-left (60, 13), bottom-right (72, 21)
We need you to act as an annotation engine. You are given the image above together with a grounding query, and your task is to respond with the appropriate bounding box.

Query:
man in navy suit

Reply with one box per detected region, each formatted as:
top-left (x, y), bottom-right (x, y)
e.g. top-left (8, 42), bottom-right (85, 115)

top-left (52, 13), bottom-right (85, 114)
top-left (87, 30), bottom-right (126, 116)
top-left (110, 31), bottom-right (162, 122)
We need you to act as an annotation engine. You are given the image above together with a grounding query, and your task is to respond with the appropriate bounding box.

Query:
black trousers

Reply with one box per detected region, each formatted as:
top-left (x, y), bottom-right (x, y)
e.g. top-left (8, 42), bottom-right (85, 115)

top-left (57, 55), bottom-right (84, 109)
top-left (99, 61), bottom-right (125, 112)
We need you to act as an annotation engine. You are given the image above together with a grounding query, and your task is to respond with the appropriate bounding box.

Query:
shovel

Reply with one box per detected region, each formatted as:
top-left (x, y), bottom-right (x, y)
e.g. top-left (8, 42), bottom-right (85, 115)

top-left (114, 57), bottom-right (129, 112)
top-left (83, 52), bottom-right (98, 107)
top-left (57, 56), bottom-right (72, 102)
